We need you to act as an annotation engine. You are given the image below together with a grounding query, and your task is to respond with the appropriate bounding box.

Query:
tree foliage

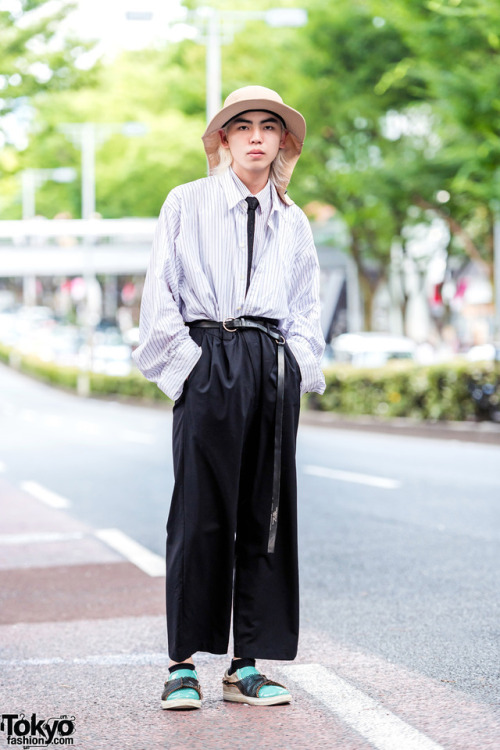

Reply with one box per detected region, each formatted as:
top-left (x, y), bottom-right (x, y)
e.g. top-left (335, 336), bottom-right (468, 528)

top-left (2, 0), bottom-right (499, 332)
top-left (0, 0), bottom-right (96, 126)
top-left (291, 0), bottom-right (500, 325)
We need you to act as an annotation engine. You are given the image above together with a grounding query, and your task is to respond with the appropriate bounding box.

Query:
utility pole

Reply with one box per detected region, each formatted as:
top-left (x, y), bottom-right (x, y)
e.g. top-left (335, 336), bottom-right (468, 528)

top-left (205, 9), bottom-right (222, 122)
top-left (494, 221), bottom-right (500, 342)
top-left (187, 7), bottom-right (307, 123)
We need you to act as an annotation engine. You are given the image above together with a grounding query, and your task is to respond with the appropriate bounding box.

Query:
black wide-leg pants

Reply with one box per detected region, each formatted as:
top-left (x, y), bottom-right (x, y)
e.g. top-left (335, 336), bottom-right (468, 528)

top-left (166, 325), bottom-right (301, 662)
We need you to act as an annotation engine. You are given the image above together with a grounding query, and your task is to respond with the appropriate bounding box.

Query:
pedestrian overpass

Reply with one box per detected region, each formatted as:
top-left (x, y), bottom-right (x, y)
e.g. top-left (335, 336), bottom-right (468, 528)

top-left (0, 218), bottom-right (361, 336)
top-left (0, 219), bottom-right (157, 276)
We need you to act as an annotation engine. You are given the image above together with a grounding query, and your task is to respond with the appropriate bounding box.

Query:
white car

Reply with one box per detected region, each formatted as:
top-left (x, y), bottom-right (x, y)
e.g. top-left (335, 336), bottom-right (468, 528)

top-left (329, 332), bottom-right (417, 367)
top-left (465, 344), bottom-right (499, 362)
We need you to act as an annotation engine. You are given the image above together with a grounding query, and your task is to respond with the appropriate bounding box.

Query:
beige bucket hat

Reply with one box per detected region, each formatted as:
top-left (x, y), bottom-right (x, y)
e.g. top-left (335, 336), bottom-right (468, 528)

top-left (202, 85), bottom-right (306, 204)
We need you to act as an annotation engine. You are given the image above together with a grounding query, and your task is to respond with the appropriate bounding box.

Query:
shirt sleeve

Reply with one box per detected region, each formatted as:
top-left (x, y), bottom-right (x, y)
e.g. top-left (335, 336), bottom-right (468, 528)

top-left (279, 211), bottom-right (326, 396)
top-left (132, 189), bottom-right (202, 401)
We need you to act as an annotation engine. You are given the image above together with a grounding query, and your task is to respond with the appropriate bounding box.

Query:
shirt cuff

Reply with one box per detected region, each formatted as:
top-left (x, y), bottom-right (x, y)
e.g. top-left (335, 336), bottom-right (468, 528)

top-left (157, 337), bottom-right (202, 401)
top-left (287, 337), bottom-right (326, 396)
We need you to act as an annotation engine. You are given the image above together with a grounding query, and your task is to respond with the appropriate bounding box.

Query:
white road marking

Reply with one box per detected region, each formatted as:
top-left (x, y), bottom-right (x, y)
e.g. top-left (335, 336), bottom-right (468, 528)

top-left (44, 414), bottom-right (63, 428)
top-left (0, 653), bottom-right (170, 667)
top-left (20, 408), bottom-right (36, 422)
top-left (95, 528), bottom-right (164, 577)
top-left (279, 664), bottom-right (443, 750)
top-left (0, 532), bottom-right (84, 545)
top-left (304, 464), bottom-right (401, 489)
top-left (120, 430), bottom-right (156, 445)
top-left (76, 420), bottom-right (101, 435)
top-left (20, 481), bottom-right (70, 509)
top-left (0, 651), bottom-right (226, 668)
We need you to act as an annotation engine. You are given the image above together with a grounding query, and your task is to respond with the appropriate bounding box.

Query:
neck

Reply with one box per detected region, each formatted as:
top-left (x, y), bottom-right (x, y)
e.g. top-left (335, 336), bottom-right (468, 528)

top-left (232, 164), bottom-right (270, 195)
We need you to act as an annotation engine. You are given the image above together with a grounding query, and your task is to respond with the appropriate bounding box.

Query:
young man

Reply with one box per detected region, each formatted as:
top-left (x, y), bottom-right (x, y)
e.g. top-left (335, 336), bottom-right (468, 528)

top-left (133, 86), bottom-right (325, 709)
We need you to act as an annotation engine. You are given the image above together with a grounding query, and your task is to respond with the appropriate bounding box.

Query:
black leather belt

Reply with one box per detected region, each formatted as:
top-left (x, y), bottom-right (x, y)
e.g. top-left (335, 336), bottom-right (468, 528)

top-left (187, 317), bottom-right (285, 554)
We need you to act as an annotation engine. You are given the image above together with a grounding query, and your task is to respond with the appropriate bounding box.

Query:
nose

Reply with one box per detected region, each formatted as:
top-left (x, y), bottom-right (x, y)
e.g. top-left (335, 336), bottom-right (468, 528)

top-left (250, 127), bottom-right (263, 143)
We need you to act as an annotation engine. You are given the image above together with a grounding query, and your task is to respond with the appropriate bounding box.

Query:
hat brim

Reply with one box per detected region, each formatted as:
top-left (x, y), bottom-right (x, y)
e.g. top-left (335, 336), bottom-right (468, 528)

top-left (202, 98), bottom-right (306, 144)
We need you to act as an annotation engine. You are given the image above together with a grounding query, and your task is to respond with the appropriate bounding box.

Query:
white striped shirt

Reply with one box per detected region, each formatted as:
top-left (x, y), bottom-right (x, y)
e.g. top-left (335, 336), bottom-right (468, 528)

top-left (132, 167), bottom-right (326, 401)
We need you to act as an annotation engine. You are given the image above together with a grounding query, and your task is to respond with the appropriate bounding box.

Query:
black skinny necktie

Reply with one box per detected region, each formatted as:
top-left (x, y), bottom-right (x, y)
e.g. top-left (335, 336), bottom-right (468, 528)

top-left (245, 196), bottom-right (259, 295)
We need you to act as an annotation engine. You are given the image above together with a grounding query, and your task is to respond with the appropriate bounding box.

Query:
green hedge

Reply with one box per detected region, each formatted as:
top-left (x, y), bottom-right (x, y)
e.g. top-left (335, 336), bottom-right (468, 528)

top-left (0, 342), bottom-right (170, 403)
top-left (309, 360), bottom-right (500, 421)
top-left (2, 341), bottom-right (499, 421)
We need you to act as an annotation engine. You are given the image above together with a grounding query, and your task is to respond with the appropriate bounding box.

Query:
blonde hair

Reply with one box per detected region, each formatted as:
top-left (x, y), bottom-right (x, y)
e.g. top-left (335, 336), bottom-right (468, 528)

top-left (211, 121), bottom-right (289, 194)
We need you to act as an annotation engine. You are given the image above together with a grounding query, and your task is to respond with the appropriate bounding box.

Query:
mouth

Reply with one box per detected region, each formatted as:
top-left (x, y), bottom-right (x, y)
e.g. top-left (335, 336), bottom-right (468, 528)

top-left (248, 150), bottom-right (264, 156)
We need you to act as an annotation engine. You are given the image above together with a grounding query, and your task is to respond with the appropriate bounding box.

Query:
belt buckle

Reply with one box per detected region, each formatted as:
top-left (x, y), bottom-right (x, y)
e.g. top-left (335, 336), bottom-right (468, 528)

top-left (223, 317), bottom-right (237, 332)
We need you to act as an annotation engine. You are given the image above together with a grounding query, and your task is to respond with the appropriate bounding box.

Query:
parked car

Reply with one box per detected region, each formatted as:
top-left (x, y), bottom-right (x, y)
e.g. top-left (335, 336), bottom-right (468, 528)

top-left (329, 332), bottom-right (417, 368)
top-left (78, 327), bottom-right (132, 376)
top-left (465, 343), bottom-right (500, 362)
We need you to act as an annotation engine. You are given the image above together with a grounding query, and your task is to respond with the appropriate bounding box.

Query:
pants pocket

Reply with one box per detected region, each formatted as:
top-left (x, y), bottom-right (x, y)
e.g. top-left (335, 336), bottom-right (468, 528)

top-left (285, 342), bottom-right (302, 384)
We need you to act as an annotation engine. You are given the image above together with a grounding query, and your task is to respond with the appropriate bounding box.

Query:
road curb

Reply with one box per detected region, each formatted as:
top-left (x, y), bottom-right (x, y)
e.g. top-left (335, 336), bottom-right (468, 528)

top-left (299, 410), bottom-right (500, 445)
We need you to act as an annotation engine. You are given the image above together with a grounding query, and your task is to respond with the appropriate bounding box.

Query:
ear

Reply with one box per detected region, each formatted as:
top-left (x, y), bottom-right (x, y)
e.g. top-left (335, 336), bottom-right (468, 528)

top-left (279, 130), bottom-right (288, 149)
top-left (219, 129), bottom-right (230, 149)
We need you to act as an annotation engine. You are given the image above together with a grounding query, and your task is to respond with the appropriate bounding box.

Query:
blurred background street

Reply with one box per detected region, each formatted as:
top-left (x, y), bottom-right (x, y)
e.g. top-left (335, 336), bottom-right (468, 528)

top-left (1, 0), bottom-right (500, 747)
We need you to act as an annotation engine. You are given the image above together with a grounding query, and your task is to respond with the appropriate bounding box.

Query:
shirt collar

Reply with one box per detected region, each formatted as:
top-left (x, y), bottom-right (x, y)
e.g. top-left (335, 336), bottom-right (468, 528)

top-left (217, 167), bottom-right (284, 217)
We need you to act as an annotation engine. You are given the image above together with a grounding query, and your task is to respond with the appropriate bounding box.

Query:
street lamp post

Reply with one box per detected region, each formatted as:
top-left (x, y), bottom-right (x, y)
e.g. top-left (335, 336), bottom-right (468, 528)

top-left (57, 121), bottom-right (147, 395)
top-left (81, 122), bottom-right (96, 221)
top-left (58, 122), bottom-right (148, 219)
top-left (20, 167), bottom-right (77, 306)
top-left (206, 9), bottom-right (222, 123)
top-left (21, 167), bottom-right (77, 220)
top-left (187, 7), bottom-right (308, 122)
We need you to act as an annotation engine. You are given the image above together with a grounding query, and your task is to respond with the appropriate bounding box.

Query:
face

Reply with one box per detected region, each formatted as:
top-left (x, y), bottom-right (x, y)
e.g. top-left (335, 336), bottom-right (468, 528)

top-left (219, 110), bottom-right (287, 182)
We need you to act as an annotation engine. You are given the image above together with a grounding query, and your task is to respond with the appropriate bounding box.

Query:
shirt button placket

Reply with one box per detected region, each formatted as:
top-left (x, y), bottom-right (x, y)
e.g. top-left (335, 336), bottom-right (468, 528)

top-left (239, 227), bottom-right (246, 305)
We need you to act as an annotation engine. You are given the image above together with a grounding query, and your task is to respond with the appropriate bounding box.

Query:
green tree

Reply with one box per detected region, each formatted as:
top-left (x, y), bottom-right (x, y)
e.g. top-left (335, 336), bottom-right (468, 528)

top-left (288, 0), bottom-right (500, 327)
top-left (7, 42), bottom-right (207, 218)
top-left (0, 0), bottom-right (98, 215)
top-left (0, 0), bottom-right (96, 127)
top-left (287, 0), bottom-right (420, 328)
top-left (369, 0), bottom-right (500, 271)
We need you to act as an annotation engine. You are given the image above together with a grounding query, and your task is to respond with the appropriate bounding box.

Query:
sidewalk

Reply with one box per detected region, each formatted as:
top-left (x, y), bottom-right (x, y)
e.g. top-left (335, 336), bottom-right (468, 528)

top-left (0, 476), bottom-right (372, 750)
top-left (2, 476), bottom-right (500, 749)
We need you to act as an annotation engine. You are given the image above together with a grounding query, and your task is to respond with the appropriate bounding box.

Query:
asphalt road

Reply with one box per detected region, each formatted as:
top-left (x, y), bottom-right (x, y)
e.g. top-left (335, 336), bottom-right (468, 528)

top-left (0, 363), bottom-right (499, 749)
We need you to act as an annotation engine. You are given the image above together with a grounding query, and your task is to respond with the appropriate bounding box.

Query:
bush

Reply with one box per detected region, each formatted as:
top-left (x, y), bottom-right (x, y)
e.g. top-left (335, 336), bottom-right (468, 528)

top-left (309, 360), bottom-right (500, 422)
top-left (2, 341), bottom-right (499, 421)
top-left (0, 342), bottom-right (171, 403)
top-left (0, 342), bottom-right (10, 365)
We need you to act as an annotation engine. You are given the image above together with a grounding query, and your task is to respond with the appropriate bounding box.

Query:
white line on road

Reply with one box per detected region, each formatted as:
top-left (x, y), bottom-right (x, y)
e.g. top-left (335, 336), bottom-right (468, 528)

top-left (279, 664), bottom-right (443, 750)
top-left (120, 430), bottom-right (156, 445)
top-left (76, 420), bottom-right (101, 435)
top-left (304, 464), bottom-right (401, 489)
top-left (95, 528), bottom-right (164, 577)
top-left (20, 408), bottom-right (36, 422)
top-left (0, 651), bottom-right (226, 668)
top-left (0, 653), bottom-right (171, 667)
top-left (20, 481), bottom-right (71, 509)
top-left (44, 414), bottom-right (63, 428)
top-left (0, 531), bottom-right (84, 546)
